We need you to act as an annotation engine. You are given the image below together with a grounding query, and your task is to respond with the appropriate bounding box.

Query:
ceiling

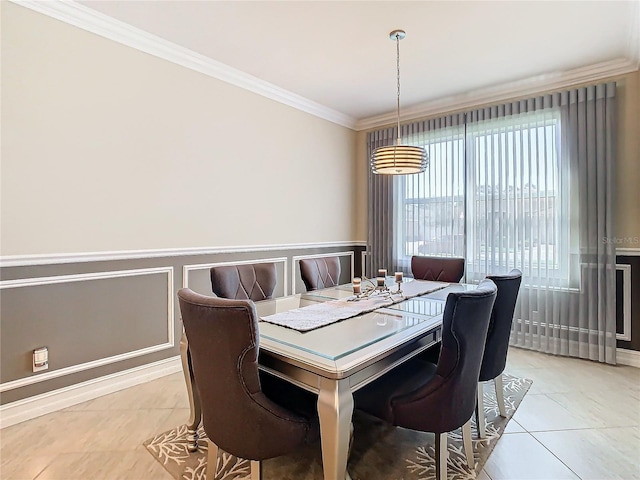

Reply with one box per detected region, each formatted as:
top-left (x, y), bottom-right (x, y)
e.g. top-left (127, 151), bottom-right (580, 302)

top-left (73, 1), bottom-right (639, 127)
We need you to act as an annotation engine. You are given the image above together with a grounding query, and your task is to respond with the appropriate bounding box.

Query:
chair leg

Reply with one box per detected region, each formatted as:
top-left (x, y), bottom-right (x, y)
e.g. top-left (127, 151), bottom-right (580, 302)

top-left (206, 439), bottom-right (218, 480)
top-left (180, 336), bottom-right (201, 452)
top-left (434, 432), bottom-right (448, 480)
top-left (495, 374), bottom-right (507, 417)
top-left (250, 460), bottom-right (262, 480)
top-left (461, 419), bottom-right (474, 469)
top-left (476, 384), bottom-right (486, 439)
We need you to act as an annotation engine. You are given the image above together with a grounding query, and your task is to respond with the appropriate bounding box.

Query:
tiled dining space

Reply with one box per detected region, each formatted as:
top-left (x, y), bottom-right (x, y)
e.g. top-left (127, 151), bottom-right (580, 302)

top-left (1, 348), bottom-right (638, 480)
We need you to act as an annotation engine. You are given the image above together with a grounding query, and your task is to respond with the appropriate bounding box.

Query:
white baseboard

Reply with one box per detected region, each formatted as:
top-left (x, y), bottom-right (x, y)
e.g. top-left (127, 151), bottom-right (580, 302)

top-left (617, 348), bottom-right (640, 368)
top-left (0, 355), bottom-right (182, 429)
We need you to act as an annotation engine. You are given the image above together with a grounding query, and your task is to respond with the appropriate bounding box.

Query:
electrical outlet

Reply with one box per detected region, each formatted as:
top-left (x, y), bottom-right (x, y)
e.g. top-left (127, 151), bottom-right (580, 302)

top-left (33, 347), bottom-right (48, 372)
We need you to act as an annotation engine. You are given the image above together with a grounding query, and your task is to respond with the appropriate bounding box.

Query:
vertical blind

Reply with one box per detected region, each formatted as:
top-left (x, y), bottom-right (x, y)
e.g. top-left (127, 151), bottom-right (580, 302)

top-left (367, 82), bottom-right (617, 364)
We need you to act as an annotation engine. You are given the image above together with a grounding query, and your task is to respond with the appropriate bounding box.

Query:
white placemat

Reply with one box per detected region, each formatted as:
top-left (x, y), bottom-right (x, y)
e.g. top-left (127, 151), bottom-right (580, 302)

top-left (260, 280), bottom-right (448, 332)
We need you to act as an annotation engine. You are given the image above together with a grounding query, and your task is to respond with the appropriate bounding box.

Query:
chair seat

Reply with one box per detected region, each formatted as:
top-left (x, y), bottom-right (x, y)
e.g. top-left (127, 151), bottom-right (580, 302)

top-left (355, 358), bottom-right (438, 424)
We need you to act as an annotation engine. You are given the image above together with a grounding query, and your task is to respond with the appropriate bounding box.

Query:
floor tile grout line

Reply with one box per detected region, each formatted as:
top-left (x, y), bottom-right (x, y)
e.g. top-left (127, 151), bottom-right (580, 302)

top-left (480, 468), bottom-right (495, 480)
top-left (523, 424), bottom-right (640, 434)
top-left (525, 431), bottom-right (583, 480)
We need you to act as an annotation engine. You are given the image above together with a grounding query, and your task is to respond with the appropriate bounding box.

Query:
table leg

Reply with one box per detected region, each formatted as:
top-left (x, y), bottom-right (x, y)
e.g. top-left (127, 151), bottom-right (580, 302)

top-left (180, 331), bottom-right (201, 452)
top-left (317, 377), bottom-right (354, 480)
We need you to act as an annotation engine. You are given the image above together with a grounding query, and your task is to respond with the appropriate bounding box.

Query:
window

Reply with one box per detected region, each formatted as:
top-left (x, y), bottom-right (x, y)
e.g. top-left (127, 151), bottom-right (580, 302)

top-left (395, 109), bottom-right (569, 284)
top-left (394, 125), bottom-right (466, 270)
top-left (375, 83), bottom-right (617, 363)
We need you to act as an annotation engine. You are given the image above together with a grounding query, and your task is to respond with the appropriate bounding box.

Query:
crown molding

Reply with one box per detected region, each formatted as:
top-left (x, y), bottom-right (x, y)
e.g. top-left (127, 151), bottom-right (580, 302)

top-left (355, 57), bottom-right (639, 131)
top-left (11, 0), bottom-right (357, 129)
top-left (11, 0), bottom-right (638, 133)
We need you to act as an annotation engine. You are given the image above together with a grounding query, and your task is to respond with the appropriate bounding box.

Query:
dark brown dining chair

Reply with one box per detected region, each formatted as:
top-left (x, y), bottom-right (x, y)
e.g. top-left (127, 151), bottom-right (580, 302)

top-left (178, 288), bottom-right (319, 480)
top-left (210, 263), bottom-right (277, 301)
top-left (354, 279), bottom-right (497, 480)
top-left (474, 268), bottom-right (522, 438)
top-left (411, 255), bottom-right (465, 283)
top-left (299, 257), bottom-right (341, 291)
top-left (181, 262), bottom-right (279, 452)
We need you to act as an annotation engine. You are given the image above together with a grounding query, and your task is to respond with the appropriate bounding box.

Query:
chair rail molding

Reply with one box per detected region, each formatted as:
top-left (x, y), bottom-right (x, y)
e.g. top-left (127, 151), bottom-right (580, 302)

top-left (617, 247), bottom-right (640, 257)
top-left (0, 241), bottom-right (367, 268)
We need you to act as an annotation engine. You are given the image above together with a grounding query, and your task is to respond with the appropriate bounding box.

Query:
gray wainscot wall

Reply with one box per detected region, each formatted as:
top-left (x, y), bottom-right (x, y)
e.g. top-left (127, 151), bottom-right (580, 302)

top-left (0, 243), bottom-right (366, 426)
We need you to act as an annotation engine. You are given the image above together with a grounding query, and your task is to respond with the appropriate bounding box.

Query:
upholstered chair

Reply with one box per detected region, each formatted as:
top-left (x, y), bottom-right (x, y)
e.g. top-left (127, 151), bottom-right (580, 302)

top-left (474, 269), bottom-right (522, 438)
top-left (299, 257), bottom-right (341, 291)
top-left (178, 288), bottom-right (319, 480)
top-left (410, 255), bottom-right (465, 283)
top-left (181, 262), bottom-right (280, 452)
top-left (210, 263), bottom-right (277, 301)
top-left (354, 279), bottom-right (497, 480)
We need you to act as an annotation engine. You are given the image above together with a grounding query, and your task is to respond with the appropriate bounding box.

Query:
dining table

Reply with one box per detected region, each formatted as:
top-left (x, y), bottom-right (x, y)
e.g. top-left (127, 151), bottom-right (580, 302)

top-left (179, 278), bottom-right (477, 480)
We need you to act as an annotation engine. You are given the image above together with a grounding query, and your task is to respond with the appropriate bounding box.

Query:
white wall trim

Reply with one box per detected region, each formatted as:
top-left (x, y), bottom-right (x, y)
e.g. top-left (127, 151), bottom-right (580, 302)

top-left (0, 241), bottom-right (366, 268)
top-left (355, 57), bottom-right (639, 131)
top-left (0, 356), bottom-right (182, 429)
top-left (290, 251), bottom-right (355, 295)
top-left (617, 348), bottom-right (640, 369)
top-left (617, 264), bottom-right (632, 342)
top-left (10, 0), bottom-right (356, 129)
top-left (0, 267), bottom-right (175, 392)
top-left (360, 251), bottom-right (370, 278)
top-left (617, 247), bottom-right (640, 256)
top-left (183, 257), bottom-right (289, 295)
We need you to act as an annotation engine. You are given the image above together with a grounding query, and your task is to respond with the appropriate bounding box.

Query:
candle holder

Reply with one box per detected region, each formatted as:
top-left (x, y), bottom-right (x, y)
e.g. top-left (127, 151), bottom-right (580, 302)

top-left (349, 274), bottom-right (402, 301)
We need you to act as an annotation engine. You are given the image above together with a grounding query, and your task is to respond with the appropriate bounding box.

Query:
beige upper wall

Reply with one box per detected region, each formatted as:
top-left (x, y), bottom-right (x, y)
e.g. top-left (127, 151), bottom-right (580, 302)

top-left (1, 2), bottom-right (358, 256)
top-left (3, 2), bottom-right (637, 256)
top-left (354, 70), bottom-right (640, 243)
top-left (615, 70), bottom-right (640, 243)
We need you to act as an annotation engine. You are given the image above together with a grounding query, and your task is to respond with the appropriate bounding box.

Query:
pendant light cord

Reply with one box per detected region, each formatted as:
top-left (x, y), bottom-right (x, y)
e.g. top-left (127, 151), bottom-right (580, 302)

top-left (396, 32), bottom-right (401, 144)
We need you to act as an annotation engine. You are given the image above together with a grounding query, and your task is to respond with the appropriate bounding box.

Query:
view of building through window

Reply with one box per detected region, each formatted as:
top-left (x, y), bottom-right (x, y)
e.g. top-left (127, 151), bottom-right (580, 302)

top-left (397, 111), bottom-right (566, 281)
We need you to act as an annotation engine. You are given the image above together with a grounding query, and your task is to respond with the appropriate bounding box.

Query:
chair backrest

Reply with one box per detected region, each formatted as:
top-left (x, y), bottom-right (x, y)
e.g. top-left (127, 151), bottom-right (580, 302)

top-left (392, 279), bottom-right (497, 433)
top-left (177, 288), bottom-right (311, 460)
top-left (210, 263), bottom-right (276, 301)
top-left (411, 256), bottom-right (465, 283)
top-left (479, 269), bottom-right (522, 382)
top-left (299, 257), bottom-right (341, 291)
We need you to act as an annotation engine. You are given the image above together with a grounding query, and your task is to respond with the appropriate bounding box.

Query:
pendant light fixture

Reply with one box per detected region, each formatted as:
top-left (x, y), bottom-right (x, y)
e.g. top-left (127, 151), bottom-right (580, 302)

top-left (371, 30), bottom-right (428, 175)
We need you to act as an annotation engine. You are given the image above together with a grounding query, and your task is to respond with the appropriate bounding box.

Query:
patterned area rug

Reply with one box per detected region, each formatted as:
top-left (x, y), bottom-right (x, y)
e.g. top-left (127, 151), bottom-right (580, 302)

top-left (145, 374), bottom-right (531, 480)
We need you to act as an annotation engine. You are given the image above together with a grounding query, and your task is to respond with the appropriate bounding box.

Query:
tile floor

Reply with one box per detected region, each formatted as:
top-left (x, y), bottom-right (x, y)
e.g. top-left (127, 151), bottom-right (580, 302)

top-left (1, 348), bottom-right (639, 480)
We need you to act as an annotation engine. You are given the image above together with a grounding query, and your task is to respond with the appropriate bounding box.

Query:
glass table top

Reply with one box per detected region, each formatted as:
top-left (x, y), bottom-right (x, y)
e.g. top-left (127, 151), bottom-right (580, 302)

top-left (418, 282), bottom-right (477, 301)
top-left (384, 297), bottom-right (446, 317)
top-left (255, 284), bottom-right (448, 362)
